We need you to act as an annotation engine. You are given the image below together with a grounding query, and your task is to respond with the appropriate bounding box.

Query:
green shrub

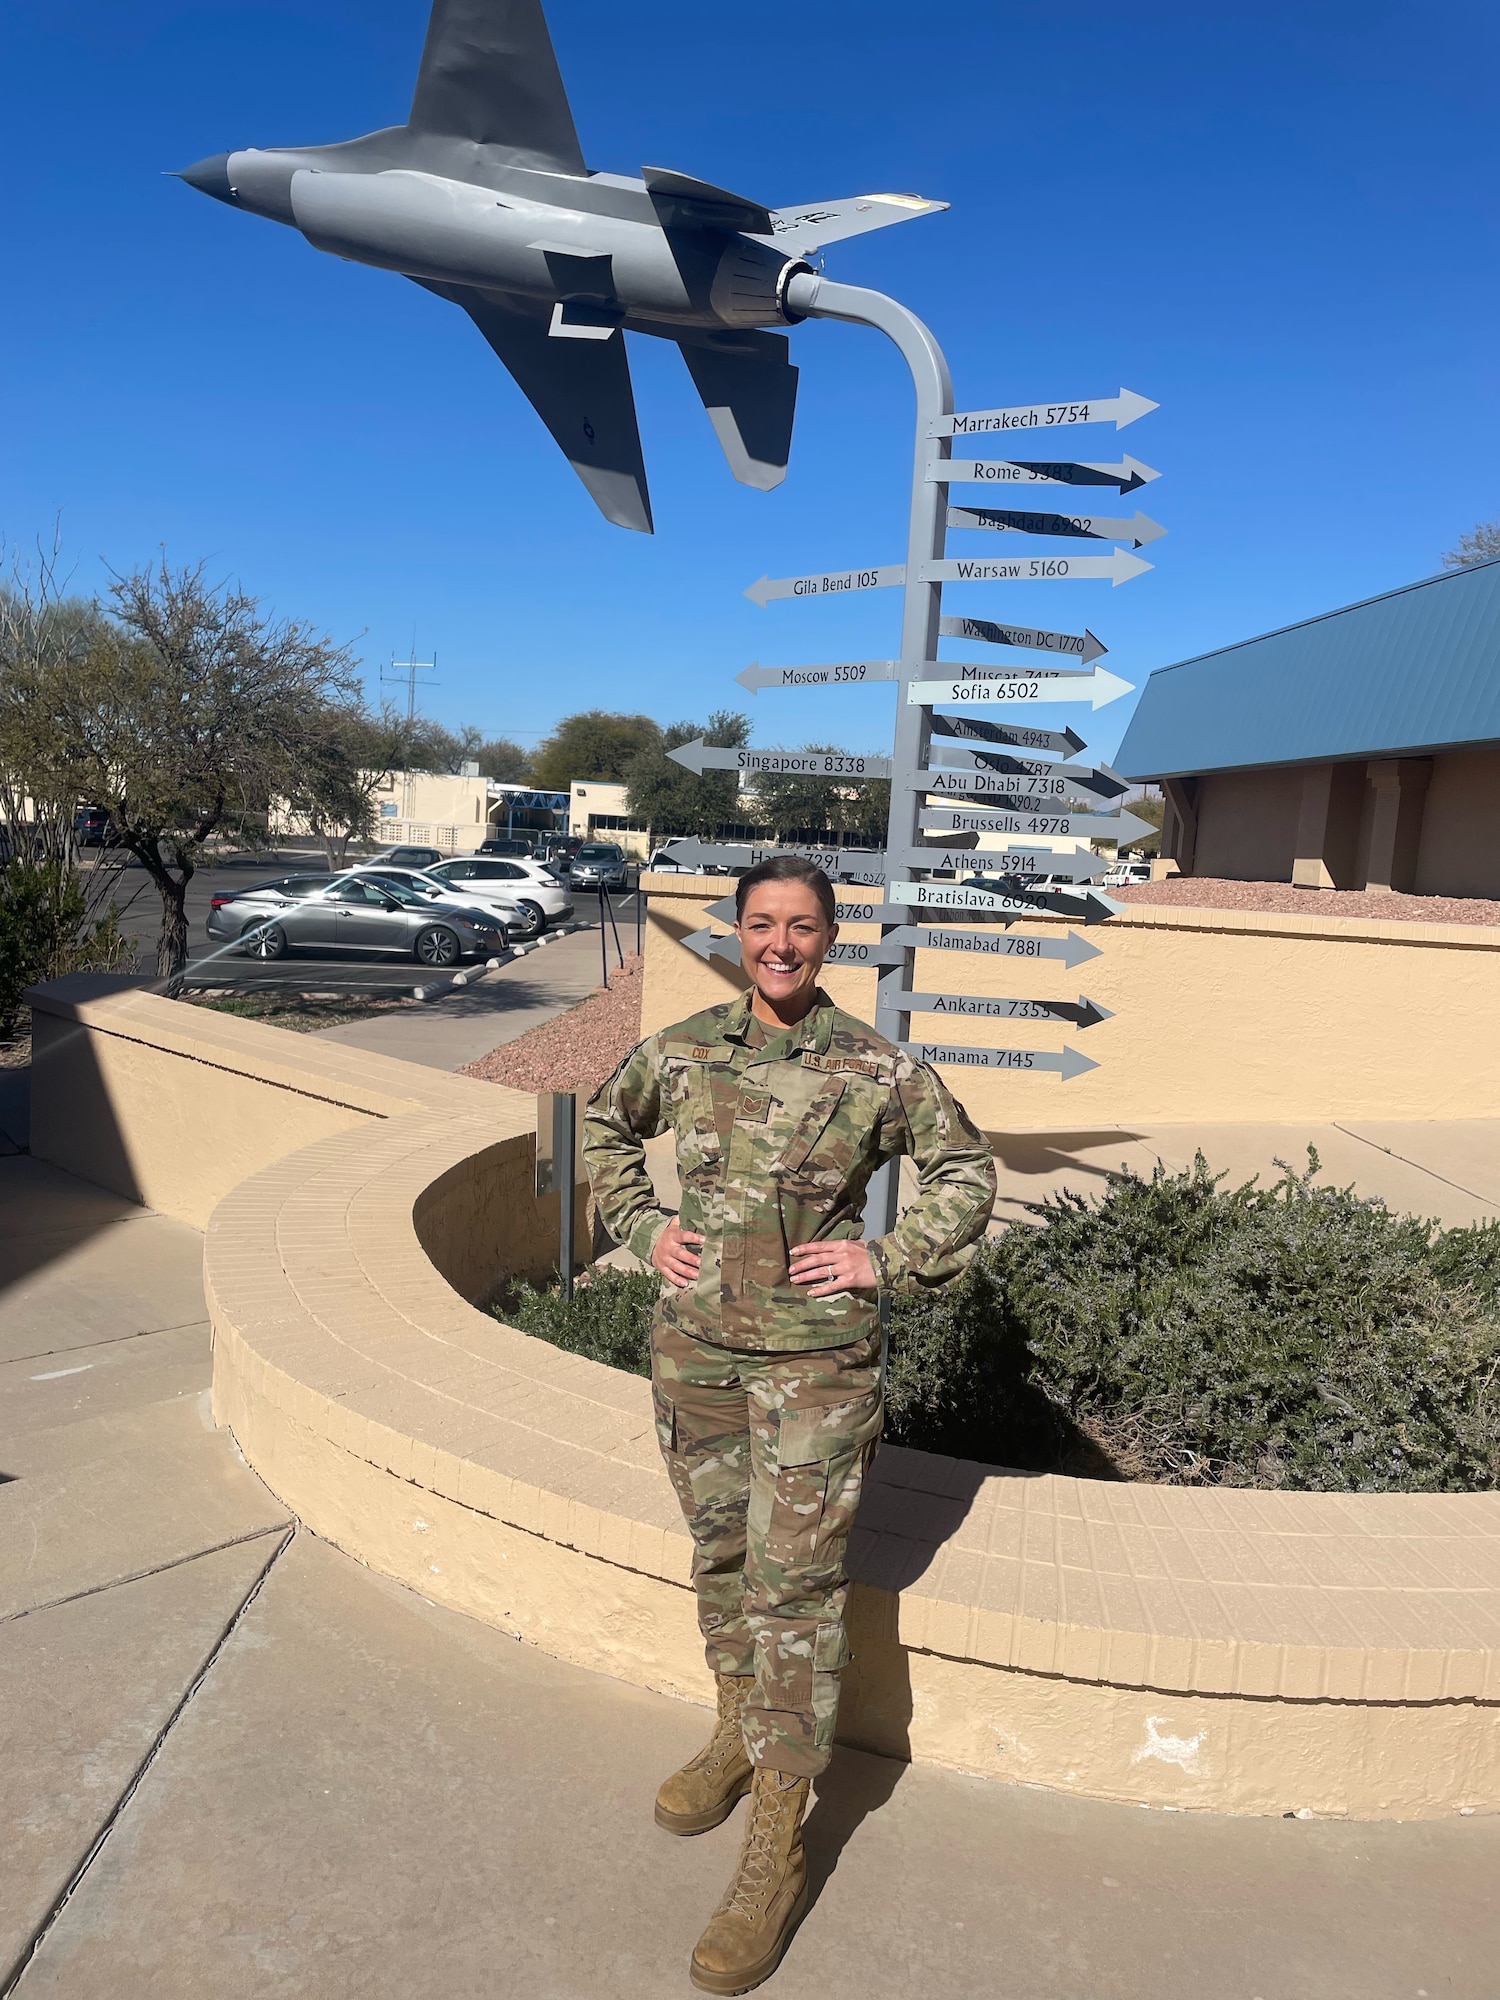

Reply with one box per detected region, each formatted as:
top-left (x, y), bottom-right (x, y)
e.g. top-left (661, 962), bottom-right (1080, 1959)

top-left (498, 1155), bottom-right (1500, 1493)
top-left (0, 858), bottom-right (133, 1036)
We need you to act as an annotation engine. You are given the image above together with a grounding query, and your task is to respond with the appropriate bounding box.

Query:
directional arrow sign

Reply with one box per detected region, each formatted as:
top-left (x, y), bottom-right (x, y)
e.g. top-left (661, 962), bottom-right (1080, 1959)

top-left (911, 668), bottom-right (1135, 711)
top-left (914, 766), bottom-right (1120, 805)
top-left (735, 659), bottom-right (900, 692)
top-left (660, 839), bottom-right (889, 882)
top-left (682, 928), bottom-right (743, 966)
top-left (932, 455), bottom-right (1160, 493)
top-left (939, 615), bottom-right (1107, 665)
top-left (902, 1040), bottom-right (1100, 1080)
top-left (900, 991), bottom-right (1114, 1029)
top-left (668, 739), bottom-right (892, 779)
top-left (948, 506), bottom-right (1167, 550)
top-left (933, 388), bottom-right (1158, 438)
top-left (930, 713), bottom-right (1088, 757)
top-left (886, 880), bottom-right (1117, 922)
top-left (924, 750), bottom-right (1127, 800)
top-left (918, 806), bottom-right (1157, 846)
top-left (896, 843), bottom-right (1109, 881)
top-left (920, 551), bottom-right (1153, 587)
top-left (887, 925), bottom-right (1103, 968)
top-left (745, 566), bottom-right (905, 606)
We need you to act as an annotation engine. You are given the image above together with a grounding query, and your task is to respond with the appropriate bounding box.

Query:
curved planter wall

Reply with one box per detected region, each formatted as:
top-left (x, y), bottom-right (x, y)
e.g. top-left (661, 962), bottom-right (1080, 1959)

top-left (28, 978), bottom-right (1500, 1819)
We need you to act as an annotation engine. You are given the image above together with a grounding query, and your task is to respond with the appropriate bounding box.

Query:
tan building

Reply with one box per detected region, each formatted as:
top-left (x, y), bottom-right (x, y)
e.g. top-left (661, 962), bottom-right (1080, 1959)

top-left (1118, 559), bottom-right (1500, 897)
top-left (566, 780), bottom-right (651, 859)
top-left (273, 769), bottom-right (567, 855)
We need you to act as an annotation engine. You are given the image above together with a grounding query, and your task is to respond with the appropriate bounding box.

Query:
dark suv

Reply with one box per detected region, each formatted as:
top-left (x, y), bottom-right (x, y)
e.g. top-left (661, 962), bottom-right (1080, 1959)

top-left (476, 835), bottom-right (534, 858)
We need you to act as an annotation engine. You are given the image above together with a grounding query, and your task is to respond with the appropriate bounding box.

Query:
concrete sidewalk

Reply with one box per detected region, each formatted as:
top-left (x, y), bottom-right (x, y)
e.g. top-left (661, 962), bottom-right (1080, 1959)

top-left (313, 923), bottom-right (618, 1071)
top-left (4, 1156), bottom-right (1500, 1999)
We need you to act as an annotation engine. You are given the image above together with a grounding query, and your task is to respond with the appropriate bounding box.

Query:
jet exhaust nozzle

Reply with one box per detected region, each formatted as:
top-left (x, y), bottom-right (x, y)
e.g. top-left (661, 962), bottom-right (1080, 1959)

top-left (179, 153), bottom-right (238, 205)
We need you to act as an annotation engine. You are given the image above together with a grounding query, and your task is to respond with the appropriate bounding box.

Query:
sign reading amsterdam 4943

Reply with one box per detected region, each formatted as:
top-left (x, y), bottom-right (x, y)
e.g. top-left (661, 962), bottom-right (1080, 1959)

top-left (659, 273), bottom-right (1160, 1232)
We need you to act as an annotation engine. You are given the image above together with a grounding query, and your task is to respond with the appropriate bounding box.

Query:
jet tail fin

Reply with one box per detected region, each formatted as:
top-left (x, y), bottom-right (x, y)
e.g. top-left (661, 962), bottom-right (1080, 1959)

top-left (759, 192), bottom-right (948, 255)
top-left (675, 332), bottom-right (798, 492)
top-left (419, 281), bottom-right (652, 532)
top-left (408, 0), bottom-right (586, 173)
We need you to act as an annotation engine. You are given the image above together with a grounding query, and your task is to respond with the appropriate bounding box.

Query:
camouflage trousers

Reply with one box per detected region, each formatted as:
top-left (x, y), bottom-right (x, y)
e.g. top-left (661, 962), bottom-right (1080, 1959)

top-left (651, 1317), bottom-right (882, 1779)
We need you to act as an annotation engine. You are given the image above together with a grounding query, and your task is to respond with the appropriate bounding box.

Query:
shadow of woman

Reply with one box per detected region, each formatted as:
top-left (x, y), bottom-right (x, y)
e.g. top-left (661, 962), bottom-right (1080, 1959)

top-left (801, 1741), bottom-right (910, 1917)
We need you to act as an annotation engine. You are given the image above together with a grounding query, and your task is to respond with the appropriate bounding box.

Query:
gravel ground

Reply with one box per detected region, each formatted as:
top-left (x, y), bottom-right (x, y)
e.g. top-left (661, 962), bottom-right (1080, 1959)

top-left (461, 954), bottom-right (644, 1095)
top-left (1113, 878), bottom-right (1500, 925)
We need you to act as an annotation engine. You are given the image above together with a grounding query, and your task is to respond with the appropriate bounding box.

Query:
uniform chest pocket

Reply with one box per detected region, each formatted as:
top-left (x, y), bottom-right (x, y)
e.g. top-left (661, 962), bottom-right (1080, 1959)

top-left (666, 1059), bottom-right (727, 1180)
top-left (771, 1080), bottom-right (857, 1192)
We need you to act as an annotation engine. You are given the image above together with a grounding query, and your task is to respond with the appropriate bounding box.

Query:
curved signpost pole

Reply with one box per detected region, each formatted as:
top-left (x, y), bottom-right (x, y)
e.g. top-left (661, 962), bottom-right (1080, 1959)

top-left (782, 272), bottom-right (954, 1236)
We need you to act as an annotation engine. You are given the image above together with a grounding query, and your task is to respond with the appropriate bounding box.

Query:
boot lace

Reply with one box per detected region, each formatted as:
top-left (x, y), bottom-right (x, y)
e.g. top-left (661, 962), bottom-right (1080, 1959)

top-left (724, 1784), bottom-right (794, 1920)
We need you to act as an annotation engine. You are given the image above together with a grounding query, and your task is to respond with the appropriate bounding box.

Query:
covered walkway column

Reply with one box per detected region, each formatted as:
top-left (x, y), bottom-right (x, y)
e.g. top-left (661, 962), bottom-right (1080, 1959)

top-left (1360, 758), bottom-right (1433, 894)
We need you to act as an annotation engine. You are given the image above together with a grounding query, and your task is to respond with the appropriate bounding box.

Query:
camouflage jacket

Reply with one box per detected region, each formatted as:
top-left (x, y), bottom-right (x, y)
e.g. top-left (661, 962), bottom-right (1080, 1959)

top-left (583, 989), bottom-right (997, 1352)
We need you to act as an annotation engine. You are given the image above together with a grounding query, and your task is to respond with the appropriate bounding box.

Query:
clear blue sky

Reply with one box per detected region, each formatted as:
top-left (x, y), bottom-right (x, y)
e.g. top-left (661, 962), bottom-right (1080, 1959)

top-left (5, 0), bottom-right (1498, 764)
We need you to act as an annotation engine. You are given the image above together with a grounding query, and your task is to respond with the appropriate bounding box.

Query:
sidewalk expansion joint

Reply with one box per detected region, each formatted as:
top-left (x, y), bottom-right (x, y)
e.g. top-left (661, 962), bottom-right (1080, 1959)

top-left (0, 1523), bottom-right (294, 1999)
top-left (0, 1519), bottom-right (290, 1628)
top-left (1331, 1123), bottom-right (1500, 1216)
top-left (5, 1319), bottom-right (212, 1367)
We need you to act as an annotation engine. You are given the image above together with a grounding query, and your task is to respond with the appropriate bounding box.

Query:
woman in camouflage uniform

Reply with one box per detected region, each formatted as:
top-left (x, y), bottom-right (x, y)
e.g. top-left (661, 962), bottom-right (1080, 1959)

top-left (584, 854), bottom-right (995, 1994)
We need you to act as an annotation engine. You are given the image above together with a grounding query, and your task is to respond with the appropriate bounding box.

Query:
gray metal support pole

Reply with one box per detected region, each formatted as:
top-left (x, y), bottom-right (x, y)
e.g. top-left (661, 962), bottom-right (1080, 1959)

top-left (783, 273), bottom-right (954, 1235)
top-left (558, 1091), bottom-right (577, 1300)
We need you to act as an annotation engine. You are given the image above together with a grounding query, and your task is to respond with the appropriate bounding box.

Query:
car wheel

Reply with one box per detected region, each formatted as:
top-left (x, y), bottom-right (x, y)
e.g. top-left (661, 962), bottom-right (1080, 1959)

top-left (242, 922), bottom-right (287, 960)
top-left (513, 899), bottom-right (545, 938)
top-left (414, 924), bottom-right (461, 967)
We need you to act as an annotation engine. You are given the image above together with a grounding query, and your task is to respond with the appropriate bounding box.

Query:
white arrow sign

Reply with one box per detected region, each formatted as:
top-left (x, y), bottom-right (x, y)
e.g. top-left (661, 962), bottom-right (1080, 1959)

top-left (884, 880), bottom-right (1120, 922)
top-left (896, 843), bottom-right (1108, 881)
top-left (911, 667), bottom-right (1135, 711)
top-left (932, 388), bottom-right (1158, 439)
top-left (683, 928), bottom-right (743, 966)
top-left (668, 739), bottom-right (892, 779)
top-left (948, 506), bottom-right (1167, 549)
top-left (744, 565), bottom-right (905, 606)
top-left (931, 455), bottom-right (1161, 493)
top-left (923, 751), bottom-right (1127, 799)
top-left (888, 925), bottom-right (1103, 968)
top-left (902, 1040), bottom-right (1100, 1079)
top-left (735, 659), bottom-right (901, 691)
top-left (939, 615), bottom-right (1107, 665)
top-left (918, 804), bottom-right (1156, 845)
top-left (920, 550), bottom-right (1153, 587)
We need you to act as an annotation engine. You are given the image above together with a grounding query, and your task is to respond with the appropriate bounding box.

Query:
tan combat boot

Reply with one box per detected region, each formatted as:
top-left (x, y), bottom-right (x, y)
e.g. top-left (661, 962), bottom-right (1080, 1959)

top-left (655, 1673), bottom-right (754, 1835)
top-left (689, 1767), bottom-right (810, 1995)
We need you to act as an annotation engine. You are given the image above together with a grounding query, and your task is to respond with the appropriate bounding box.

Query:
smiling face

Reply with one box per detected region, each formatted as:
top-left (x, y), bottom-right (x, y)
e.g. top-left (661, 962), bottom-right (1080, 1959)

top-left (735, 879), bottom-right (839, 1026)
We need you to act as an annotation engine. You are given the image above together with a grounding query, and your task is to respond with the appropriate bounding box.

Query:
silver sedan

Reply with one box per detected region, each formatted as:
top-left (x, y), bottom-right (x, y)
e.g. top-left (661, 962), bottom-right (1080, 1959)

top-left (205, 875), bottom-right (510, 966)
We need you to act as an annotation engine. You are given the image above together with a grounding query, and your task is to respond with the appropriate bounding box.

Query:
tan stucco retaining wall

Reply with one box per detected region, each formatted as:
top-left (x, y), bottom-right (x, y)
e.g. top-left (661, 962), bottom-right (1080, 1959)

top-left (640, 875), bottom-right (1500, 1125)
top-left (28, 976), bottom-right (1500, 1818)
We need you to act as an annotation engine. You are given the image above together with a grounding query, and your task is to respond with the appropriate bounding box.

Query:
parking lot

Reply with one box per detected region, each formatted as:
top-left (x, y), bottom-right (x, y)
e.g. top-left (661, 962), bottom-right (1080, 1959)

top-left (86, 848), bottom-right (644, 994)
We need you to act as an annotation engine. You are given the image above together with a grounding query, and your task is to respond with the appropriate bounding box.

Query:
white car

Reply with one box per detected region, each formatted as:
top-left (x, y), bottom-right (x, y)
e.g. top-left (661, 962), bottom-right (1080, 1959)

top-left (426, 856), bottom-right (574, 931)
top-left (345, 864), bottom-right (545, 941)
top-left (1102, 859), bottom-right (1153, 887)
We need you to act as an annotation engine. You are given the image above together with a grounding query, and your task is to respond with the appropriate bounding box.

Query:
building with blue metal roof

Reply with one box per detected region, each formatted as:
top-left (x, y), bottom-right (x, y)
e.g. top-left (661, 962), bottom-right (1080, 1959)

top-left (1115, 557), bottom-right (1500, 897)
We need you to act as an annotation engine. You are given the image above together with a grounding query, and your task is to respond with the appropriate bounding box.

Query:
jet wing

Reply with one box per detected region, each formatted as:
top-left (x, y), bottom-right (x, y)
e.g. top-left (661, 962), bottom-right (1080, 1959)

top-left (417, 281), bottom-right (652, 532)
top-left (757, 192), bottom-right (948, 255)
top-left (408, 0), bottom-right (586, 173)
top-left (674, 331), bottom-right (797, 492)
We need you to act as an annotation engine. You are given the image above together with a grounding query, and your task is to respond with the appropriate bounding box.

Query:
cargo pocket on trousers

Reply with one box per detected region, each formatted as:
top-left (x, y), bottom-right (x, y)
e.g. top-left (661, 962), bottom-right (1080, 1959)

top-left (765, 1394), bottom-right (883, 1571)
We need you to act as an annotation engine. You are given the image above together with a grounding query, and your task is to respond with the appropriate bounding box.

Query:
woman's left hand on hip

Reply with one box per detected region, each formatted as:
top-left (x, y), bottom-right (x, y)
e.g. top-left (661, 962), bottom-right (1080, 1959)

top-left (789, 1239), bottom-right (877, 1297)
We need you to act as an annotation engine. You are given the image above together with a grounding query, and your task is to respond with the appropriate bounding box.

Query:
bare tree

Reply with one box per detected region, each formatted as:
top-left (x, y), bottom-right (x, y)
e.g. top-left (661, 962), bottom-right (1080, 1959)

top-left (18, 556), bottom-right (358, 975)
top-left (281, 703), bottom-right (417, 868)
top-left (1442, 519), bottom-right (1500, 568)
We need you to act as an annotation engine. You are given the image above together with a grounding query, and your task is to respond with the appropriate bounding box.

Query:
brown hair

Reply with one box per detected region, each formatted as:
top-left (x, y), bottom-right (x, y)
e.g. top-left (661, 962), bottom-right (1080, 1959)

top-left (734, 854), bottom-right (837, 926)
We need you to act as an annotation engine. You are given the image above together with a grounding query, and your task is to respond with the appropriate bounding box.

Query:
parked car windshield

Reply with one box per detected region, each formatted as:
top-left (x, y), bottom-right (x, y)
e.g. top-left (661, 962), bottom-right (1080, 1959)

top-left (576, 845), bottom-right (623, 861)
top-left (359, 872), bottom-right (443, 905)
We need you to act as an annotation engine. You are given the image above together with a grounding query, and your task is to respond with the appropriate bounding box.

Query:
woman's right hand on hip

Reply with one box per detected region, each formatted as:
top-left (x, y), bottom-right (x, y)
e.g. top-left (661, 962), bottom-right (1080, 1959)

top-left (652, 1217), bottom-right (705, 1289)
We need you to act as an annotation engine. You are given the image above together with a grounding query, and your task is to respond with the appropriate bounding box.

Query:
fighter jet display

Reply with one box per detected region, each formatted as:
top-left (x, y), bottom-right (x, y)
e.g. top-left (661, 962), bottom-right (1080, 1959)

top-left (178, 0), bottom-right (946, 533)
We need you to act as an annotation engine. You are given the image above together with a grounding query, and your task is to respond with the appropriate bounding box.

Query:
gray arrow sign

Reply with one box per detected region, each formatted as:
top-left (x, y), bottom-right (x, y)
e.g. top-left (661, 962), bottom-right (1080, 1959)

top-left (948, 506), bottom-right (1167, 549)
top-left (901, 1040), bottom-right (1101, 1080)
top-left (914, 764), bottom-right (1134, 806)
top-left (660, 838), bottom-right (889, 881)
top-left (899, 991), bottom-right (1114, 1029)
top-left (932, 455), bottom-right (1161, 494)
top-left (744, 565), bottom-right (905, 606)
top-left (924, 750), bottom-right (1128, 800)
top-left (930, 713), bottom-right (1088, 757)
top-left (933, 388), bottom-right (1158, 438)
top-left (668, 739), bottom-right (892, 779)
top-left (896, 844), bottom-right (1109, 881)
top-left (735, 658), bottom-right (900, 692)
top-left (917, 805), bottom-right (1157, 846)
top-left (682, 927), bottom-right (743, 965)
top-left (938, 614), bottom-right (1107, 665)
top-left (922, 551), bottom-right (1153, 586)
top-left (911, 667), bottom-right (1135, 710)
top-left (886, 880), bottom-right (1119, 922)
top-left (886, 925), bottom-right (1103, 967)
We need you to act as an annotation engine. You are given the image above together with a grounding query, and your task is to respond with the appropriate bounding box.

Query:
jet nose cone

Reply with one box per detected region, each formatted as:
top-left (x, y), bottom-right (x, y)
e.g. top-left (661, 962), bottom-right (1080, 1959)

top-left (177, 152), bottom-right (237, 204)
